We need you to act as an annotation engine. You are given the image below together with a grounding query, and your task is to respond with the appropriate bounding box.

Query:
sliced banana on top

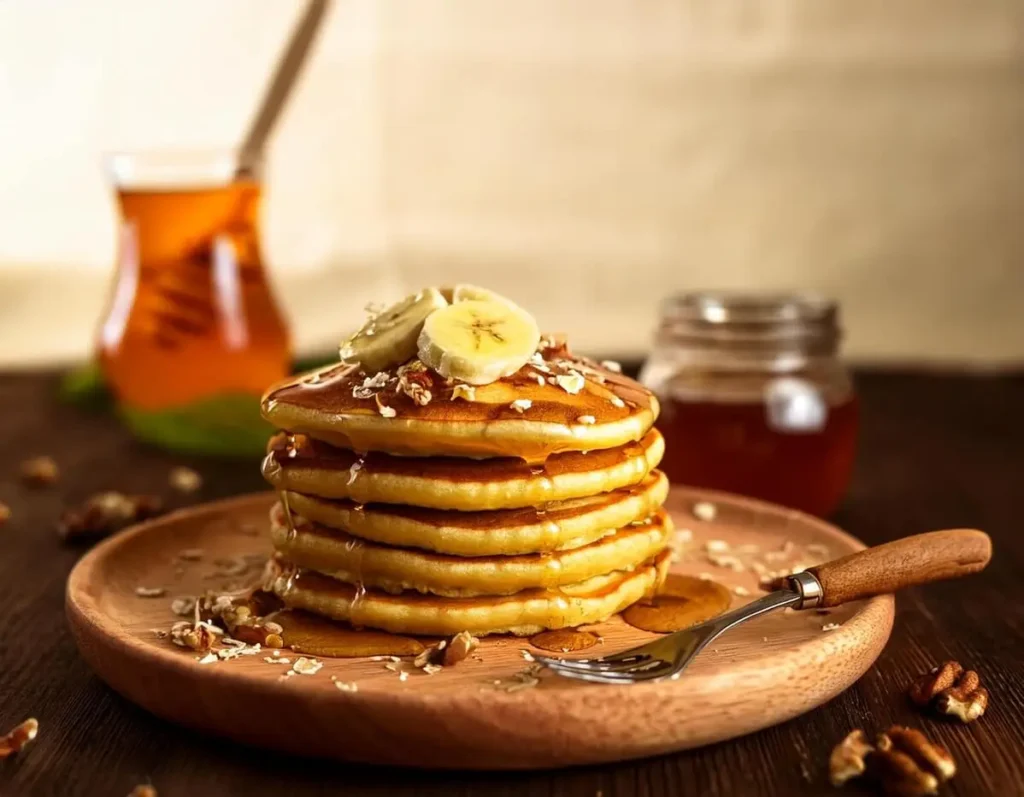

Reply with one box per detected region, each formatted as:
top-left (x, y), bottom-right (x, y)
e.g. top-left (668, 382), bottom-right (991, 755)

top-left (340, 288), bottom-right (448, 374)
top-left (418, 299), bottom-right (541, 385)
top-left (440, 284), bottom-right (515, 305)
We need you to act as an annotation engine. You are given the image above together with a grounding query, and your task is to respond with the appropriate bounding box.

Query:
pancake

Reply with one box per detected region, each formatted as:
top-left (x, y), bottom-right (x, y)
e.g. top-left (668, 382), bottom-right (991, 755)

top-left (265, 550), bottom-right (672, 636)
top-left (261, 353), bottom-right (658, 462)
top-left (269, 505), bottom-right (672, 597)
top-left (263, 429), bottom-right (664, 511)
top-left (279, 470), bottom-right (669, 556)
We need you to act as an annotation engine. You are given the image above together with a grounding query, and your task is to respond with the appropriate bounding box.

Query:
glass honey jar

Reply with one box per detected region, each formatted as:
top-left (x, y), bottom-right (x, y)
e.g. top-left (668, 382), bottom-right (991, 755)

top-left (640, 293), bottom-right (858, 517)
top-left (97, 151), bottom-right (291, 456)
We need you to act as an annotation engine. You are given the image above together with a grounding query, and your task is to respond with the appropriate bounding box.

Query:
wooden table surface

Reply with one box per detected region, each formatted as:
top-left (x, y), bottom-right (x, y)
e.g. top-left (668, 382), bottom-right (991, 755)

top-left (1, 370), bottom-right (1022, 796)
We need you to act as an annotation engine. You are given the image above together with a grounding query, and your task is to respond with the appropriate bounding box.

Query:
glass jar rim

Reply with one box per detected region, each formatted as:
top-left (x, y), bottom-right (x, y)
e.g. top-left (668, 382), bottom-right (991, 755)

top-left (662, 291), bottom-right (837, 326)
top-left (105, 149), bottom-right (261, 189)
top-left (656, 290), bottom-right (842, 356)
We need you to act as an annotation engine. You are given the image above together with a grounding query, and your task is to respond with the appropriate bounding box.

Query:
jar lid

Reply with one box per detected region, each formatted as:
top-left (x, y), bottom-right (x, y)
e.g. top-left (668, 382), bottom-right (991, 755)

top-left (659, 292), bottom-right (841, 353)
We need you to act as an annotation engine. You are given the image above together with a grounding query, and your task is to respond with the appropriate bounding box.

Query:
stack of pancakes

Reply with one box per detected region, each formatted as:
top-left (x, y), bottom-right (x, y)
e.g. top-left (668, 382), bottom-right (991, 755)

top-left (260, 340), bottom-right (671, 637)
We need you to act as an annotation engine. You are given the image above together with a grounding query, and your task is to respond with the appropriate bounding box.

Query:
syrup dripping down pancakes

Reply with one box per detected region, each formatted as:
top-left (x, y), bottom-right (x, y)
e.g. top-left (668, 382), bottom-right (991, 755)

top-left (260, 288), bottom-right (671, 636)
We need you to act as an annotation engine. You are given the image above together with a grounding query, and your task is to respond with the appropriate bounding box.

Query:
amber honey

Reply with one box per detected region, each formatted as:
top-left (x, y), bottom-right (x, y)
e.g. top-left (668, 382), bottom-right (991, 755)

top-left (657, 394), bottom-right (858, 517)
top-left (97, 153), bottom-right (290, 453)
top-left (99, 179), bottom-right (289, 408)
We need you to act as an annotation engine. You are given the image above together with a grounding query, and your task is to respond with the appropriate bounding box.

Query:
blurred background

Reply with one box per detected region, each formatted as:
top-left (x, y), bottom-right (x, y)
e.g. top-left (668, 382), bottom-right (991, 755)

top-left (2, 0), bottom-right (1022, 369)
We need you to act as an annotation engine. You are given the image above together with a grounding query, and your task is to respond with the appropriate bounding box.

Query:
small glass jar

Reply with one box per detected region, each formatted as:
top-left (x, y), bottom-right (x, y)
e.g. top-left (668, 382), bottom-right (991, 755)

top-left (97, 150), bottom-right (291, 456)
top-left (639, 292), bottom-right (858, 517)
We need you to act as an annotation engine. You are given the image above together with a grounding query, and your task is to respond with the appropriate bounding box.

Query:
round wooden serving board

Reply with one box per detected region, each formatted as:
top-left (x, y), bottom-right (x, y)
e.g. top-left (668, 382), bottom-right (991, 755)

top-left (66, 488), bottom-right (894, 770)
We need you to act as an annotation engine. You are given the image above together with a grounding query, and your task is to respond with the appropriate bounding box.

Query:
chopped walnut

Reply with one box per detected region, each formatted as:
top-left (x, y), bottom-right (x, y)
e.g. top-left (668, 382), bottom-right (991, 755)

top-left (510, 399), bottom-right (532, 413)
top-left (170, 620), bottom-right (219, 652)
top-left (0, 502), bottom-right (9, 526)
top-left (413, 641), bottom-right (446, 669)
top-left (205, 596), bottom-right (281, 647)
top-left (20, 456), bottom-right (58, 486)
top-left (875, 726), bottom-right (956, 795)
top-left (444, 631), bottom-right (479, 666)
top-left (451, 383), bottom-right (476, 402)
top-left (396, 361), bottom-right (433, 406)
top-left (169, 466), bottom-right (202, 493)
top-left (576, 415), bottom-right (596, 425)
top-left (609, 396), bottom-right (626, 409)
top-left (0, 718), bottom-right (38, 759)
top-left (599, 359), bottom-right (622, 373)
top-left (332, 679), bottom-right (359, 692)
top-left (128, 786), bottom-right (157, 797)
top-left (908, 661), bottom-right (988, 723)
top-left (829, 729), bottom-right (873, 787)
top-left (58, 492), bottom-right (163, 541)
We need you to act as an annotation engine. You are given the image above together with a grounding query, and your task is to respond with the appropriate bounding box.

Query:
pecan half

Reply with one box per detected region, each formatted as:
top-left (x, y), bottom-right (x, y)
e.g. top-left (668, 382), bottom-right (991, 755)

top-left (908, 661), bottom-right (963, 707)
top-left (908, 661), bottom-right (988, 723)
top-left (934, 670), bottom-right (989, 723)
top-left (0, 718), bottom-right (39, 759)
top-left (58, 492), bottom-right (163, 541)
top-left (829, 729), bottom-right (873, 787)
top-left (443, 630), bottom-right (479, 666)
top-left (875, 726), bottom-right (956, 796)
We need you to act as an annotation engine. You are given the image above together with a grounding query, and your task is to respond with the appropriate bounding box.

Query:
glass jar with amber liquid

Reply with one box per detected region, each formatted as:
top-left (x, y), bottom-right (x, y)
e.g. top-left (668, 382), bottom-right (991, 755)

top-left (640, 293), bottom-right (858, 517)
top-left (97, 152), bottom-right (290, 455)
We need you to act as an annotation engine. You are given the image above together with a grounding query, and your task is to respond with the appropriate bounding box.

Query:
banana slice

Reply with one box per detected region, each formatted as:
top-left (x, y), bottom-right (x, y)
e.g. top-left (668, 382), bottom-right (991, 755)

top-left (417, 299), bottom-right (540, 385)
top-left (440, 284), bottom-right (515, 305)
top-left (339, 288), bottom-right (448, 373)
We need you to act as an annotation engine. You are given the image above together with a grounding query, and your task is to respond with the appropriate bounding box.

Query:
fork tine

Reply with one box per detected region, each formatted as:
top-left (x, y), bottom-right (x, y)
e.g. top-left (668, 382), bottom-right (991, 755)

top-left (532, 637), bottom-right (668, 671)
top-left (544, 662), bottom-right (676, 685)
top-left (533, 654), bottom-right (654, 674)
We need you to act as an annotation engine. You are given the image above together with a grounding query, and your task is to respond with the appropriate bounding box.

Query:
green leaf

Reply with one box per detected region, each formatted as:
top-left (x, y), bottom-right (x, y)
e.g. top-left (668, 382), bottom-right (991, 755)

top-left (120, 393), bottom-right (273, 458)
top-left (59, 363), bottom-right (113, 409)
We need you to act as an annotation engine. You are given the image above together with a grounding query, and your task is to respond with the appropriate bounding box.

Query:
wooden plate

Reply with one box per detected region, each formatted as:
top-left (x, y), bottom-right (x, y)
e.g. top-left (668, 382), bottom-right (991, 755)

top-left (66, 487), bottom-right (894, 770)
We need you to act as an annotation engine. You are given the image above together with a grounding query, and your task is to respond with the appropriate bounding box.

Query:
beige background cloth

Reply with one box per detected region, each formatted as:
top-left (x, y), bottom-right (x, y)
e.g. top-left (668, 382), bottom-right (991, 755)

top-left (0, 0), bottom-right (1022, 366)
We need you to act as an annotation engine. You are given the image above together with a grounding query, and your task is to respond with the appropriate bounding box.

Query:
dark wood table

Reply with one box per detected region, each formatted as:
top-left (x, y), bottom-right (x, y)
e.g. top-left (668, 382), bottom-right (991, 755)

top-left (1, 370), bottom-right (1022, 796)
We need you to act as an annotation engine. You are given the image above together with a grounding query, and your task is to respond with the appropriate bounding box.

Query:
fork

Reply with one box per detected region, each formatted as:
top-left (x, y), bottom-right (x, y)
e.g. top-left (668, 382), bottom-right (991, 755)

top-left (535, 528), bottom-right (991, 684)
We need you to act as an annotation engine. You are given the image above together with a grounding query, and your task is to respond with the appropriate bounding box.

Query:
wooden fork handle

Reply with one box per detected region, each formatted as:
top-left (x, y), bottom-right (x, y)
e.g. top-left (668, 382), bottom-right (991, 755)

top-left (805, 529), bottom-right (991, 608)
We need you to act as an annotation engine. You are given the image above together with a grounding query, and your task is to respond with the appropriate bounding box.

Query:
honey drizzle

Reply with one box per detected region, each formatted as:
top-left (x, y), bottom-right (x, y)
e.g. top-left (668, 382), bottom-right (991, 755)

top-left (266, 431), bottom-right (659, 486)
top-left (529, 628), bottom-right (599, 653)
top-left (622, 573), bottom-right (732, 634)
top-left (280, 489), bottom-right (297, 543)
top-left (266, 608), bottom-right (424, 658)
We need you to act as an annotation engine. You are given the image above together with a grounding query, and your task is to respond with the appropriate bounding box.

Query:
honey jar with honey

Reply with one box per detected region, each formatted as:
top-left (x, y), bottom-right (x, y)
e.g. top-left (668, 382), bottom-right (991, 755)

top-left (97, 151), bottom-right (291, 455)
top-left (640, 293), bottom-right (858, 517)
